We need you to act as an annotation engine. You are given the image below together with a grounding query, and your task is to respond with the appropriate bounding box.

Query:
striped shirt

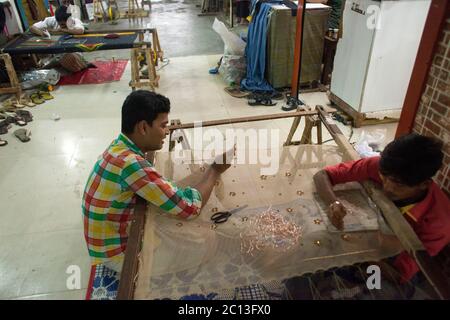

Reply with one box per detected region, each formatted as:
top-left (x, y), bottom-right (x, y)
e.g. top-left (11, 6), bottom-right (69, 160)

top-left (82, 133), bottom-right (202, 265)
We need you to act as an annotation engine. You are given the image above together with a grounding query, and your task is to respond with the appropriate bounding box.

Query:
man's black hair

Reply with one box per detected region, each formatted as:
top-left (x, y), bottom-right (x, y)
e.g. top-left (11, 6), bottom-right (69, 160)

top-left (379, 133), bottom-right (443, 186)
top-left (55, 6), bottom-right (71, 23)
top-left (121, 90), bottom-right (170, 134)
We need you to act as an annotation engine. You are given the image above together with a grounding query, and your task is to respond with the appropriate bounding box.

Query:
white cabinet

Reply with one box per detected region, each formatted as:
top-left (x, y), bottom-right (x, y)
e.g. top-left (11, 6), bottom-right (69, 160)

top-left (330, 0), bottom-right (431, 119)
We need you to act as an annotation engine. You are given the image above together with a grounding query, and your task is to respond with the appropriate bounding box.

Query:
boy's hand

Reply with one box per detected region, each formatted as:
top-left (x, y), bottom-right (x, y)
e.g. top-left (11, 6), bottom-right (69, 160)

top-left (328, 200), bottom-right (347, 230)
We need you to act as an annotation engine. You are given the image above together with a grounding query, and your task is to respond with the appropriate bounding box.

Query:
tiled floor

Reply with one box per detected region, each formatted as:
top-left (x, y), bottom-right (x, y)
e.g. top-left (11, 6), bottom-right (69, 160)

top-left (0, 54), bottom-right (398, 299)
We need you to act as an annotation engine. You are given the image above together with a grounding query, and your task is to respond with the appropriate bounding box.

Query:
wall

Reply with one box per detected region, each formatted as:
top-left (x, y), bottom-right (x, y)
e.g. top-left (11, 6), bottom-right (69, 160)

top-left (413, 16), bottom-right (450, 195)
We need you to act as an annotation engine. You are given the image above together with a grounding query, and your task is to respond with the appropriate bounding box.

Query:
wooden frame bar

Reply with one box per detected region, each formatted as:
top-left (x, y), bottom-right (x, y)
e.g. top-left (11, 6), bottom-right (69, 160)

top-left (117, 197), bottom-right (147, 300)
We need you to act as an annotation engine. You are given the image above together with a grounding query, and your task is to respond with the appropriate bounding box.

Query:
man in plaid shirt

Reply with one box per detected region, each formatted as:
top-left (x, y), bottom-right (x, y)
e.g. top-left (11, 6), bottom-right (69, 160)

top-left (82, 91), bottom-right (230, 272)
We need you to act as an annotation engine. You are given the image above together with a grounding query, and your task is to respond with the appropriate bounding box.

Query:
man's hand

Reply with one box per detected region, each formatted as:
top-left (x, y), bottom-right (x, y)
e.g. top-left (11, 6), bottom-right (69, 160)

top-left (328, 200), bottom-right (347, 230)
top-left (211, 146), bottom-right (235, 174)
top-left (211, 162), bottom-right (231, 174)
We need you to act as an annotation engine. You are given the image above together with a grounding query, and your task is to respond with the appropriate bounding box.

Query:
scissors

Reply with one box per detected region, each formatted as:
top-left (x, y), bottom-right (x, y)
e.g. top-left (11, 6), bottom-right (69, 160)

top-left (210, 205), bottom-right (249, 224)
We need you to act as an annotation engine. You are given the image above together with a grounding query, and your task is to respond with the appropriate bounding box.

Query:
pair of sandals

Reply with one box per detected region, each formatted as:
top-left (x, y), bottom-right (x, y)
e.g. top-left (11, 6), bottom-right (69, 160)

top-left (0, 111), bottom-right (33, 146)
top-left (0, 128), bottom-right (31, 146)
top-left (247, 91), bottom-right (284, 107)
top-left (0, 110), bottom-right (33, 128)
top-left (30, 91), bottom-right (53, 105)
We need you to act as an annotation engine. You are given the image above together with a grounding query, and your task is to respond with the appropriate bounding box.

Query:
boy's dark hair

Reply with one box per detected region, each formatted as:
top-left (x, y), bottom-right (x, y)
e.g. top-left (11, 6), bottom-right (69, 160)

top-left (55, 6), bottom-right (71, 23)
top-left (121, 90), bottom-right (170, 134)
top-left (379, 133), bottom-right (443, 186)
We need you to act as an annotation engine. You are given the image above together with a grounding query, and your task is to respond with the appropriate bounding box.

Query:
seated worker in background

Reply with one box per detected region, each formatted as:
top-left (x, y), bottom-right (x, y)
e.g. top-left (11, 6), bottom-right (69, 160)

top-left (30, 6), bottom-right (88, 73)
top-left (314, 133), bottom-right (450, 284)
top-left (30, 5), bottom-right (84, 36)
top-left (82, 91), bottom-right (231, 273)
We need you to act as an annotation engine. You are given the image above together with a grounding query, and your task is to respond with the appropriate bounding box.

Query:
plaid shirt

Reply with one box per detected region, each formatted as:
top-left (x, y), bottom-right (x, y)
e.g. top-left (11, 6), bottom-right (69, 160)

top-left (82, 133), bottom-right (202, 265)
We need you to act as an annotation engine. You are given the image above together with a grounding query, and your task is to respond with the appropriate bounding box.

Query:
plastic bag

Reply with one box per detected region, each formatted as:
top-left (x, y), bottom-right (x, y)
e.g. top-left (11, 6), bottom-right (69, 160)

top-left (355, 129), bottom-right (386, 158)
top-left (212, 18), bottom-right (246, 56)
top-left (218, 55), bottom-right (246, 86)
top-left (20, 69), bottom-right (61, 90)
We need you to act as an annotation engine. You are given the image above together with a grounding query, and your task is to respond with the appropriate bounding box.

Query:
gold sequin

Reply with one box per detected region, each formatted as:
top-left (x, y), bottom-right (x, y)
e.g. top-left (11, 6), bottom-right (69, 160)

top-left (297, 191), bottom-right (304, 196)
top-left (260, 175), bottom-right (267, 180)
top-left (211, 207), bottom-right (218, 213)
top-left (176, 223), bottom-right (183, 227)
top-left (199, 166), bottom-right (205, 172)
top-left (229, 192), bottom-right (236, 196)
top-left (285, 172), bottom-right (292, 177)
top-left (241, 217), bottom-right (248, 222)
top-left (286, 208), bottom-right (293, 213)
top-left (210, 224), bottom-right (217, 230)
top-left (313, 219), bottom-right (323, 225)
top-left (314, 240), bottom-right (321, 246)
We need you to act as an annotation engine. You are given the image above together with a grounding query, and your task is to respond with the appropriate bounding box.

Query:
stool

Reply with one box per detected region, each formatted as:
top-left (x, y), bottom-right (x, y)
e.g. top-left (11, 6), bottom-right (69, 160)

top-left (0, 53), bottom-right (22, 101)
top-left (93, 0), bottom-right (106, 23)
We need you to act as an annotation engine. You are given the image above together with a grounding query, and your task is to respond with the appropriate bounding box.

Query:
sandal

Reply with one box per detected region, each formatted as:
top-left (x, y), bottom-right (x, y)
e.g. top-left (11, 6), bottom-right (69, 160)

top-left (13, 99), bottom-right (26, 109)
top-left (20, 94), bottom-right (36, 108)
top-left (0, 138), bottom-right (7, 147)
top-left (13, 115), bottom-right (27, 127)
top-left (0, 120), bottom-right (10, 135)
top-left (271, 91), bottom-right (284, 100)
top-left (30, 93), bottom-right (45, 105)
top-left (1, 98), bottom-right (17, 111)
top-left (0, 112), bottom-right (15, 125)
top-left (224, 86), bottom-right (250, 98)
top-left (15, 110), bottom-right (33, 123)
top-left (14, 128), bottom-right (31, 143)
top-left (247, 92), bottom-right (277, 107)
top-left (38, 91), bottom-right (54, 100)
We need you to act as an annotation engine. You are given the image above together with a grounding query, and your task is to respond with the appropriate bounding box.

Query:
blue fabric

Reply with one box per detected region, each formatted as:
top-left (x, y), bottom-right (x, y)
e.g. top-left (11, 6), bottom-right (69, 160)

top-left (89, 264), bottom-right (119, 300)
top-left (241, 0), bottom-right (283, 92)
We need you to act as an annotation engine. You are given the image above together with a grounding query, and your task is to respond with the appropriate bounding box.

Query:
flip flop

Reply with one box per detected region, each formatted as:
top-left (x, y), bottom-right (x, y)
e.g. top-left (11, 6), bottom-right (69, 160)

top-left (0, 139), bottom-right (7, 146)
top-left (30, 93), bottom-right (45, 105)
top-left (248, 98), bottom-right (277, 107)
top-left (0, 120), bottom-right (10, 135)
top-left (15, 110), bottom-right (33, 123)
top-left (20, 94), bottom-right (37, 108)
top-left (0, 112), bottom-right (16, 125)
top-left (12, 115), bottom-right (27, 127)
top-left (271, 91), bottom-right (284, 100)
top-left (1, 98), bottom-right (17, 111)
top-left (38, 91), bottom-right (54, 100)
top-left (14, 128), bottom-right (31, 143)
top-left (224, 86), bottom-right (250, 98)
top-left (247, 92), bottom-right (277, 107)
